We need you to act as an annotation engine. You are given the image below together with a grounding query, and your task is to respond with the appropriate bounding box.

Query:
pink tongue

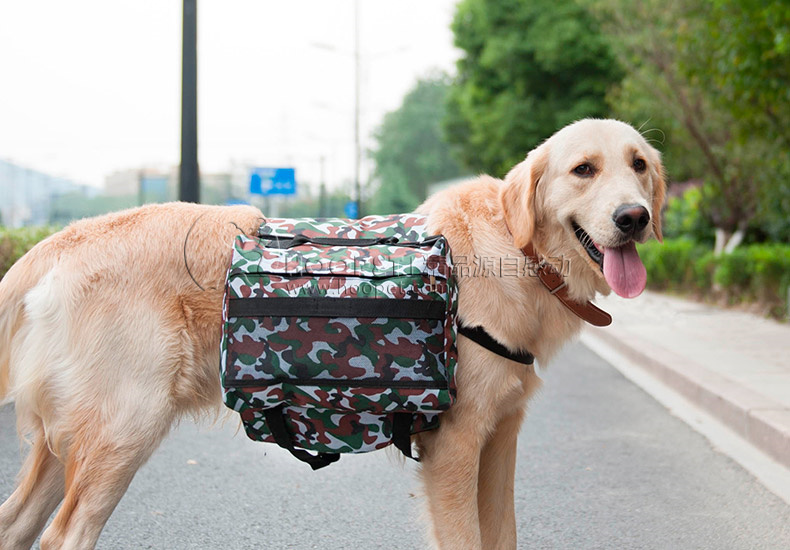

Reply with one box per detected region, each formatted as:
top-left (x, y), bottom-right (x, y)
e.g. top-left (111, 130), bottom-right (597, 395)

top-left (602, 242), bottom-right (646, 298)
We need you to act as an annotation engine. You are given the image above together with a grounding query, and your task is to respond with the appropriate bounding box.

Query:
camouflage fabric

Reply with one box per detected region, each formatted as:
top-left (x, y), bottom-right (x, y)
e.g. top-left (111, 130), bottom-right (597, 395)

top-left (239, 407), bottom-right (440, 454)
top-left (258, 214), bottom-right (431, 241)
top-left (220, 214), bottom-right (458, 455)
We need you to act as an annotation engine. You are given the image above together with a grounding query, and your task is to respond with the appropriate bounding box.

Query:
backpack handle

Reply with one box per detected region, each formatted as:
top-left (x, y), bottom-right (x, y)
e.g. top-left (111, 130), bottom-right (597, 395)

top-left (260, 234), bottom-right (399, 249)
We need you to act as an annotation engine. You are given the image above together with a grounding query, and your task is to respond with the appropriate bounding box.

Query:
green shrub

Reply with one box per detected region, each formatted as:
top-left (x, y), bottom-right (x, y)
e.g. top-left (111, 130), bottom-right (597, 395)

top-left (743, 245), bottom-right (790, 305)
top-left (638, 238), bottom-right (708, 291)
top-left (713, 248), bottom-right (751, 290)
top-left (712, 244), bottom-right (790, 305)
top-left (640, 237), bottom-right (790, 318)
top-left (692, 251), bottom-right (717, 290)
top-left (0, 226), bottom-right (57, 279)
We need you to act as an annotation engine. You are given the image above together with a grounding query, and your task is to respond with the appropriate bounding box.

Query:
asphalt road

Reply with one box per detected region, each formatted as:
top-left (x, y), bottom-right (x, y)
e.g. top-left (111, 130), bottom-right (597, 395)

top-left (1, 342), bottom-right (789, 549)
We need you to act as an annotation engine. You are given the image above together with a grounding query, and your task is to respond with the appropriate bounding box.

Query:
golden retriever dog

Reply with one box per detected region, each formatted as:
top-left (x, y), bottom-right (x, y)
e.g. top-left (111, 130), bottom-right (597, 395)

top-left (0, 118), bottom-right (664, 549)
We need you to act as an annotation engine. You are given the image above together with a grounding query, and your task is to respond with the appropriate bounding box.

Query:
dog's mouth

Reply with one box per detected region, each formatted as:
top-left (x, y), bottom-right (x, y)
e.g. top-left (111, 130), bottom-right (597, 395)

top-left (571, 221), bottom-right (646, 299)
top-left (572, 222), bottom-right (603, 269)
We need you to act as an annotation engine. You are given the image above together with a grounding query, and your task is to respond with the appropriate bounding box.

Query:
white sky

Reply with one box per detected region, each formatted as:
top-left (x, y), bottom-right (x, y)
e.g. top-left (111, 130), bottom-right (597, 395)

top-left (0, 0), bottom-right (460, 192)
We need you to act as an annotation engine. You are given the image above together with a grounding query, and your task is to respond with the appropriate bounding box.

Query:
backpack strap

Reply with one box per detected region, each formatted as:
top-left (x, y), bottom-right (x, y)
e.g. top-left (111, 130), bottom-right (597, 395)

top-left (391, 413), bottom-right (419, 462)
top-left (264, 406), bottom-right (420, 467)
top-left (457, 324), bottom-right (535, 365)
top-left (263, 405), bottom-right (340, 471)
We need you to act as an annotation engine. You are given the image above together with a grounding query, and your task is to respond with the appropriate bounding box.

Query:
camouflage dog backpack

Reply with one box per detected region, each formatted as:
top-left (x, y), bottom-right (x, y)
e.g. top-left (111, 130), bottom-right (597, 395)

top-left (220, 214), bottom-right (458, 470)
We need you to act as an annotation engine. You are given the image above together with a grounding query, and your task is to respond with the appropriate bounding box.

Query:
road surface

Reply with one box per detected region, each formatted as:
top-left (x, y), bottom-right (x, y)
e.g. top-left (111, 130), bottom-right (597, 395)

top-left (1, 342), bottom-right (788, 549)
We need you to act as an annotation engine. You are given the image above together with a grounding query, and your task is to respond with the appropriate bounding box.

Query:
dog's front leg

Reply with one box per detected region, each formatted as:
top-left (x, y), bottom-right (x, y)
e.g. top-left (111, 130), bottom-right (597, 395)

top-left (477, 408), bottom-right (525, 550)
top-left (418, 410), bottom-right (485, 550)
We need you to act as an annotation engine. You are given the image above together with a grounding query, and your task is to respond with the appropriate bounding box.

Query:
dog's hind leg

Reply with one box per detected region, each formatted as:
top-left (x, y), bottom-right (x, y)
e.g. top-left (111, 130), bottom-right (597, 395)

top-left (0, 429), bottom-right (65, 550)
top-left (38, 407), bottom-right (173, 550)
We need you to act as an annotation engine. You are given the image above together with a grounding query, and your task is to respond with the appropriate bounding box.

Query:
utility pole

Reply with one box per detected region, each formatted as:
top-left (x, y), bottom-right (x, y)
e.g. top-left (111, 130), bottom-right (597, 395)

top-left (138, 169), bottom-right (145, 206)
top-left (319, 155), bottom-right (327, 217)
top-left (353, 0), bottom-right (361, 218)
top-left (179, 0), bottom-right (199, 203)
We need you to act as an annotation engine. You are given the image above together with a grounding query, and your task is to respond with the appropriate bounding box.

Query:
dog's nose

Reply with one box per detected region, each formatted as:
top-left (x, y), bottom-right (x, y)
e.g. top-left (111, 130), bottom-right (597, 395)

top-left (613, 204), bottom-right (650, 237)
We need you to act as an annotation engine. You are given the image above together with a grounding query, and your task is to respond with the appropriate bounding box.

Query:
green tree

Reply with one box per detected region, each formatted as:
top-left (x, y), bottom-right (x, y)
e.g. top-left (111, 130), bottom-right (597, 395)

top-left (369, 74), bottom-right (465, 214)
top-left (594, 0), bottom-right (790, 248)
top-left (701, 0), bottom-right (790, 242)
top-left (701, 1), bottom-right (790, 149)
top-left (445, 0), bottom-right (621, 177)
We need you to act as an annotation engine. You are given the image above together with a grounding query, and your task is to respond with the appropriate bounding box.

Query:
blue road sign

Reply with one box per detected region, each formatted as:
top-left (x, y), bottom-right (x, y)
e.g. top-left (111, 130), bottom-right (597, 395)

top-left (249, 167), bottom-right (297, 196)
top-left (140, 176), bottom-right (168, 196)
top-left (344, 200), bottom-right (359, 219)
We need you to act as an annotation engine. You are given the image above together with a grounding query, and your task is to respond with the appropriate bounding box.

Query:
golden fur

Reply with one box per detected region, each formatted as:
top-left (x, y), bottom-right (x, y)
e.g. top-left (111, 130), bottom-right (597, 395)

top-left (0, 119), bottom-right (665, 549)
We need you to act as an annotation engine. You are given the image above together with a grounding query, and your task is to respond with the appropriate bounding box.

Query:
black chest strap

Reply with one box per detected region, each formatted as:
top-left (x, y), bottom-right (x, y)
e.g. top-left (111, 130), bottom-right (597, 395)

top-left (457, 324), bottom-right (535, 366)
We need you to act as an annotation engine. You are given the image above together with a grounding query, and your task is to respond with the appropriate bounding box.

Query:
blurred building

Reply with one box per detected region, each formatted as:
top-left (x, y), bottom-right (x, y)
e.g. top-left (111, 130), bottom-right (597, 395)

top-left (104, 165), bottom-right (252, 205)
top-left (0, 159), bottom-right (268, 228)
top-left (0, 159), bottom-right (94, 227)
top-left (104, 166), bottom-right (175, 202)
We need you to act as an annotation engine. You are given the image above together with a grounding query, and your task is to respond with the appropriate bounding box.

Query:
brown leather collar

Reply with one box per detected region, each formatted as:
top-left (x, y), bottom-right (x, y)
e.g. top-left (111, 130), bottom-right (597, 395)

top-left (521, 242), bottom-right (612, 327)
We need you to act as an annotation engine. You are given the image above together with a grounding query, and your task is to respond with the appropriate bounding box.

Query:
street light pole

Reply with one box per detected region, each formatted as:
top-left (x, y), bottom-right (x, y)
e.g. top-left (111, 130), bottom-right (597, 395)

top-left (180, 0), bottom-right (199, 203)
top-left (319, 155), bottom-right (327, 218)
top-left (353, 0), bottom-right (361, 217)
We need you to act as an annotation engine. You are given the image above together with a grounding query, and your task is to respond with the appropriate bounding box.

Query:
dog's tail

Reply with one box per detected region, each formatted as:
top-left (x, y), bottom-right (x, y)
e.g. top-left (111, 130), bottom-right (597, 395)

top-left (0, 239), bottom-right (57, 404)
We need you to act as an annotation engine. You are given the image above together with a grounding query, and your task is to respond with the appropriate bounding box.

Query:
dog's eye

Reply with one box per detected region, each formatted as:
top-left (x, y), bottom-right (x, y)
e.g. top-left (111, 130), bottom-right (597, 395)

top-left (633, 158), bottom-right (647, 172)
top-left (573, 163), bottom-right (594, 177)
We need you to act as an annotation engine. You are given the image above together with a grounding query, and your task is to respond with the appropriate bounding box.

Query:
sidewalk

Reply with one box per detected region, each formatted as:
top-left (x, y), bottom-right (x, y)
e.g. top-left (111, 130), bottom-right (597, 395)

top-left (583, 291), bottom-right (790, 470)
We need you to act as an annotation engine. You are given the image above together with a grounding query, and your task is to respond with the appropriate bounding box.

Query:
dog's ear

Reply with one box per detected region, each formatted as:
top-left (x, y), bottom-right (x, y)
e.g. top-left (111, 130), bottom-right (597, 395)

top-left (647, 146), bottom-right (667, 243)
top-left (501, 146), bottom-right (549, 249)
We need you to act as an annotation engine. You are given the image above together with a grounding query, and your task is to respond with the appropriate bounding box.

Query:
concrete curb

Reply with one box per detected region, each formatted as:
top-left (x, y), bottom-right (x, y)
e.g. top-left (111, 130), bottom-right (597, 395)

top-left (585, 326), bottom-right (790, 470)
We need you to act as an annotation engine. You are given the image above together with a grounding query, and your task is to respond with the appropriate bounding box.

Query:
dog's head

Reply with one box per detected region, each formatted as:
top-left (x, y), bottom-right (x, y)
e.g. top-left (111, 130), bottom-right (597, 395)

top-left (501, 119), bottom-right (666, 299)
